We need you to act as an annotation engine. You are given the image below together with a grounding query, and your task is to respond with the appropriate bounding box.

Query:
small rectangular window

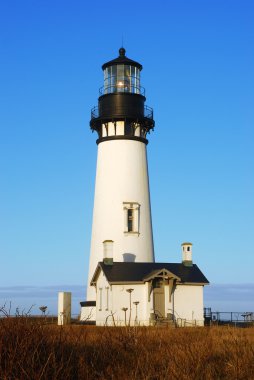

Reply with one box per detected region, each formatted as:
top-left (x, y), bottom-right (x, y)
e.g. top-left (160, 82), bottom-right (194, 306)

top-left (128, 208), bottom-right (134, 232)
top-left (105, 287), bottom-right (109, 311)
top-left (123, 202), bottom-right (140, 234)
top-left (125, 121), bottom-right (132, 135)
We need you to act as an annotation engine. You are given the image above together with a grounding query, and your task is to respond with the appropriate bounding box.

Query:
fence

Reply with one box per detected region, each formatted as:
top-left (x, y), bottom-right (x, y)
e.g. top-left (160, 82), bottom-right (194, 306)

top-left (204, 308), bottom-right (254, 326)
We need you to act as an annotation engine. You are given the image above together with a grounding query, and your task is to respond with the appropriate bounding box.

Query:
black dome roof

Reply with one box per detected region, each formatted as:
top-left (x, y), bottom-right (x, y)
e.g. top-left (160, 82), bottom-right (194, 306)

top-left (102, 48), bottom-right (142, 71)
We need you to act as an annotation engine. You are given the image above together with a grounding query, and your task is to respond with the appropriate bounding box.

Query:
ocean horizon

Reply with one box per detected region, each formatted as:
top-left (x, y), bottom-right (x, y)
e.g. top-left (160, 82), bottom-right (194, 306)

top-left (0, 283), bottom-right (253, 316)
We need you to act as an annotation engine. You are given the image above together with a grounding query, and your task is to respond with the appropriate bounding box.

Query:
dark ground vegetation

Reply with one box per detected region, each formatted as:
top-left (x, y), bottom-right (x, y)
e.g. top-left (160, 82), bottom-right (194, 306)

top-left (0, 317), bottom-right (253, 379)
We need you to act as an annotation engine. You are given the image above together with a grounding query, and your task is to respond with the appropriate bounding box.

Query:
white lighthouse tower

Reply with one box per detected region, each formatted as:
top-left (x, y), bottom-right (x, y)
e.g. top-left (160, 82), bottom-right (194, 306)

top-left (81, 48), bottom-right (155, 319)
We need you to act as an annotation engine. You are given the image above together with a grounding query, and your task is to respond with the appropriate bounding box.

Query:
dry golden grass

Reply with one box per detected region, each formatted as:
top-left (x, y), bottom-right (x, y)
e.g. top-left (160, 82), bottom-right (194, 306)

top-left (0, 317), bottom-right (253, 379)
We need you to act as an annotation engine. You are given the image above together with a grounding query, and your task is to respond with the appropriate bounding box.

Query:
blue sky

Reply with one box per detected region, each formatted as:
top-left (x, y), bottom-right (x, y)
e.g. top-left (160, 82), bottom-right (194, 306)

top-left (0, 0), bottom-right (253, 312)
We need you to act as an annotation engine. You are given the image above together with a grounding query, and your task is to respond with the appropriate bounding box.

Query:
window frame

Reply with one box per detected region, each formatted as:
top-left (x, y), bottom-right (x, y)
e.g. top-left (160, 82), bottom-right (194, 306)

top-left (105, 287), bottom-right (109, 311)
top-left (99, 288), bottom-right (102, 311)
top-left (123, 202), bottom-right (140, 235)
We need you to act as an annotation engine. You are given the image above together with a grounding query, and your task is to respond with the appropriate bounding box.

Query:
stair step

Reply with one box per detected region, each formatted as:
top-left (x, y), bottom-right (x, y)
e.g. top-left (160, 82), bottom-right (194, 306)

top-left (156, 319), bottom-right (175, 327)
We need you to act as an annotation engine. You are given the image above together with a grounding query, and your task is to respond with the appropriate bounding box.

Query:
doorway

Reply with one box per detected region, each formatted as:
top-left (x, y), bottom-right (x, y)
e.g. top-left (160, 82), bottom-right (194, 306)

top-left (153, 279), bottom-right (165, 318)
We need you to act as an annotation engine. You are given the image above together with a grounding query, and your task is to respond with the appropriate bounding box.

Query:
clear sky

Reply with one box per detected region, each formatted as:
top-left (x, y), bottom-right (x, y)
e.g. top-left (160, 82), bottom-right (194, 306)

top-left (0, 0), bottom-right (253, 313)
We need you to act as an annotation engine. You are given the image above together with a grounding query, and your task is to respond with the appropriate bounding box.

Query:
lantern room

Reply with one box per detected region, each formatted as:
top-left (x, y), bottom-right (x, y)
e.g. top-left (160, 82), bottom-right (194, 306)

top-left (90, 48), bottom-right (154, 144)
top-left (102, 48), bottom-right (142, 95)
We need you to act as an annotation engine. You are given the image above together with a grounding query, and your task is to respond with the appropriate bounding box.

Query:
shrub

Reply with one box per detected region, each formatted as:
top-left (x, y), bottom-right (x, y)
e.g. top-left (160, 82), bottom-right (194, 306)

top-left (0, 318), bottom-right (253, 379)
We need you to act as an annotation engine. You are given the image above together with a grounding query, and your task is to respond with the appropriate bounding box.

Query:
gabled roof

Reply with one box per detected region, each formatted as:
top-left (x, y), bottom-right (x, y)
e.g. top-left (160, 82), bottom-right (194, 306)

top-left (143, 268), bottom-right (181, 282)
top-left (91, 262), bottom-right (209, 285)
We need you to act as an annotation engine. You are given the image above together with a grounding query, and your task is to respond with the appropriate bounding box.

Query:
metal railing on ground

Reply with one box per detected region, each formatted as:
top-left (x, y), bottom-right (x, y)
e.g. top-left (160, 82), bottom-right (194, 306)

top-left (204, 308), bottom-right (254, 327)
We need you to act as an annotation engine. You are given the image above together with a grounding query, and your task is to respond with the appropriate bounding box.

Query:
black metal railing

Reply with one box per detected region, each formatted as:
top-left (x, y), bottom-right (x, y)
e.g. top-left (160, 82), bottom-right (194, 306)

top-left (99, 84), bottom-right (145, 96)
top-left (91, 106), bottom-right (99, 119)
top-left (144, 105), bottom-right (153, 119)
top-left (91, 104), bottom-right (153, 121)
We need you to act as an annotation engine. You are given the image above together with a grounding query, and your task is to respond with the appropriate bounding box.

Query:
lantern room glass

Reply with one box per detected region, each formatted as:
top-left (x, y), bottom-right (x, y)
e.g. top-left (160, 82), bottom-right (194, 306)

top-left (104, 65), bottom-right (141, 94)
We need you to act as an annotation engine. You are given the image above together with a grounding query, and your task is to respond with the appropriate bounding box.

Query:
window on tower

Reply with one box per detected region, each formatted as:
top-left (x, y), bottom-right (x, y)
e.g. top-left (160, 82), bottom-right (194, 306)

top-left (127, 209), bottom-right (134, 232)
top-left (125, 121), bottom-right (133, 136)
top-left (123, 202), bottom-right (140, 234)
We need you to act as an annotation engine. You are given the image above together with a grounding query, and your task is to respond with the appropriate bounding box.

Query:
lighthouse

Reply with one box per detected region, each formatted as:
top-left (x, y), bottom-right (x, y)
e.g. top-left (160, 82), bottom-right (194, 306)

top-left (79, 48), bottom-right (209, 326)
top-left (83, 48), bottom-right (155, 311)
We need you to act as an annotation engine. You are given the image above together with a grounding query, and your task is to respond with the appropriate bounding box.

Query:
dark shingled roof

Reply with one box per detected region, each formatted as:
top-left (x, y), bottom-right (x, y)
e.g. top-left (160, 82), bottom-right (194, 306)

top-left (92, 262), bottom-right (209, 285)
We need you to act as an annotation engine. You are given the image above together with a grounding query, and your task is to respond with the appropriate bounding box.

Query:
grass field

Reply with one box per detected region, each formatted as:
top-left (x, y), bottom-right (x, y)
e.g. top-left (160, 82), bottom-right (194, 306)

top-left (0, 317), bottom-right (253, 379)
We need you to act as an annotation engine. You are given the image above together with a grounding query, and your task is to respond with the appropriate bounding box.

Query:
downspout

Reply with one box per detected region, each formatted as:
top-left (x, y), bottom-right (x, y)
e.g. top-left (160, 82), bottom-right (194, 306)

top-left (172, 281), bottom-right (175, 324)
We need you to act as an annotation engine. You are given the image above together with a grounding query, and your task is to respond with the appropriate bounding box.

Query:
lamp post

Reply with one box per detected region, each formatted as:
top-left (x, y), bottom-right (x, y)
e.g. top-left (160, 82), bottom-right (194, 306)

top-left (126, 288), bottom-right (134, 325)
top-left (122, 307), bottom-right (128, 326)
top-left (39, 306), bottom-right (47, 316)
top-left (133, 301), bottom-right (140, 325)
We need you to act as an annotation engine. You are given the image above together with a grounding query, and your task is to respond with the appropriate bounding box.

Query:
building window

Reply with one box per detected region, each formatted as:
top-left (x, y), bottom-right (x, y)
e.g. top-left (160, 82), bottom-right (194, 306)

top-left (99, 288), bottom-right (102, 311)
top-left (123, 202), bottom-right (140, 234)
top-left (105, 287), bottom-right (109, 311)
top-left (187, 247), bottom-right (190, 252)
